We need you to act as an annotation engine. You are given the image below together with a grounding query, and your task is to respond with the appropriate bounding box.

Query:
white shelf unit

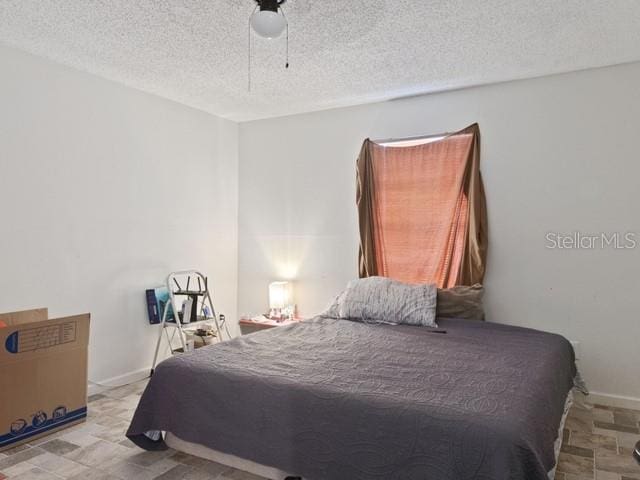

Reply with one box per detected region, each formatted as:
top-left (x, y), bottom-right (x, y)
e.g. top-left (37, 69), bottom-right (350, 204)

top-left (150, 270), bottom-right (230, 375)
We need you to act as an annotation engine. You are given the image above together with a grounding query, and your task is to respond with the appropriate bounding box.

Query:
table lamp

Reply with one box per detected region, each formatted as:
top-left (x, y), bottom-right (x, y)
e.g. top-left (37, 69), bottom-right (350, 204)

top-left (269, 281), bottom-right (292, 320)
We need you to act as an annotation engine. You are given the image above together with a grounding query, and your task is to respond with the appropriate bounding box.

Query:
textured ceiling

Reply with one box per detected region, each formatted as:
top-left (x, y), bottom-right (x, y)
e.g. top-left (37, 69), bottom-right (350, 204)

top-left (1, 1), bottom-right (640, 121)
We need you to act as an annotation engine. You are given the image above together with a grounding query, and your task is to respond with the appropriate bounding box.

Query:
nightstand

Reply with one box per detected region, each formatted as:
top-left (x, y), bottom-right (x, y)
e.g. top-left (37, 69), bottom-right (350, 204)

top-left (239, 316), bottom-right (300, 335)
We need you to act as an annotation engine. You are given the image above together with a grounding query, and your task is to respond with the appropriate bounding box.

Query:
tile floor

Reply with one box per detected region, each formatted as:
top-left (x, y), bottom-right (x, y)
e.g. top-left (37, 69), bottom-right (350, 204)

top-left (557, 396), bottom-right (640, 480)
top-left (0, 382), bottom-right (638, 480)
top-left (0, 379), bottom-right (264, 480)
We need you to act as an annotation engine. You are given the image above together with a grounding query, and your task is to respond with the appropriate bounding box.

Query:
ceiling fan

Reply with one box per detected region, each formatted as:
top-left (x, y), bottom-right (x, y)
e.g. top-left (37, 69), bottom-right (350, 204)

top-left (250, 0), bottom-right (287, 39)
top-left (247, 0), bottom-right (289, 91)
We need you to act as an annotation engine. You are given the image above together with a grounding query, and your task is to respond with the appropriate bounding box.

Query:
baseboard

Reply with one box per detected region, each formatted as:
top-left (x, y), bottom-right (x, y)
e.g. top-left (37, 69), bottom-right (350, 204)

top-left (88, 367), bottom-right (151, 396)
top-left (589, 391), bottom-right (640, 410)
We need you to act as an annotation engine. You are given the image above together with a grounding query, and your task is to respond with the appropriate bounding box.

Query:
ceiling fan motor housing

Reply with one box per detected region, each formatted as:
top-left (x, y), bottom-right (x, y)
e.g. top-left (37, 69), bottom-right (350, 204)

top-left (256, 0), bottom-right (285, 13)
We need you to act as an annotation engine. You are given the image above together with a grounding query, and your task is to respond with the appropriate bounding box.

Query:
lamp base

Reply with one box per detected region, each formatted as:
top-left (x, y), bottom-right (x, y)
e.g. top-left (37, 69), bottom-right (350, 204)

top-left (268, 305), bottom-right (296, 322)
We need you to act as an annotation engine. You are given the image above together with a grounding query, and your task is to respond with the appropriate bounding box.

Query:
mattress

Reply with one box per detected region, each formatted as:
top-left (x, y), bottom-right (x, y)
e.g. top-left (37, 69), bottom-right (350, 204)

top-left (128, 316), bottom-right (576, 480)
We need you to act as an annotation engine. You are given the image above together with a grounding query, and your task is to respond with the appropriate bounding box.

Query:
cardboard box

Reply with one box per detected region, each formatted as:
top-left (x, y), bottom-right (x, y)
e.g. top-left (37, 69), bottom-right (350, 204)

top-left (0, 308), bottom-right (90, 451)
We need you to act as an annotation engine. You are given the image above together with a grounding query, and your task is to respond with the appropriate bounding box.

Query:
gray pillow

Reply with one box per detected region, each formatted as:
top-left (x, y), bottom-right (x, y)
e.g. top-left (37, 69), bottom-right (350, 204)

top-left (335, 277), bottom-right (437, 327)
top-left (322, 290), bottom-right (345, 319)
top-left (436, 284), bottom-right (484, 320)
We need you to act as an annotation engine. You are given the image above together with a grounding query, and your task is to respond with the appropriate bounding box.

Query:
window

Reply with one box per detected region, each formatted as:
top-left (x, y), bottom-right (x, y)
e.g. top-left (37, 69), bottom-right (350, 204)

top-left (356, 124), bottom-right (487, 288)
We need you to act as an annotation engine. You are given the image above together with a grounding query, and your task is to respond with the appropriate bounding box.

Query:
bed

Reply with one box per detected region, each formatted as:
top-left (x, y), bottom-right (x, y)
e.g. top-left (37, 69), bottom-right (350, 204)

top-left (127, 316), bottom-right (576, 480)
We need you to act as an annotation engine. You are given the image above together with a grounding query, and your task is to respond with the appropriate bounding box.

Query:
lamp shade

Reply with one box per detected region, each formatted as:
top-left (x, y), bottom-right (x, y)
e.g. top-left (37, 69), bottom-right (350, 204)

top-left (250, 9), bottom-right (286, 39)
top-left (269, 281), bottom-right (291, 309)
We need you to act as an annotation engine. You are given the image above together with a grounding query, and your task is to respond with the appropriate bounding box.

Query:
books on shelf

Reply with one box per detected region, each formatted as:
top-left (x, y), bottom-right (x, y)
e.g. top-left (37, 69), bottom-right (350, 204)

top-left (145, 287), bottom-right (175, 324)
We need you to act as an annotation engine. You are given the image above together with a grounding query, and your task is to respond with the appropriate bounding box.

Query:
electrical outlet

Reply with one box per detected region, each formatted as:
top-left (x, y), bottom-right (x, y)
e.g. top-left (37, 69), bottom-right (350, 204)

top-left (570, 340), bottom-right (580, 360)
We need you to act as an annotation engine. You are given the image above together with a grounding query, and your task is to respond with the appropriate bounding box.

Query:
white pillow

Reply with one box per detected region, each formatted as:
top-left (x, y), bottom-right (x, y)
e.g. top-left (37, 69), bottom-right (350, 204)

top-left (328, 277), bottom-right (437, 327)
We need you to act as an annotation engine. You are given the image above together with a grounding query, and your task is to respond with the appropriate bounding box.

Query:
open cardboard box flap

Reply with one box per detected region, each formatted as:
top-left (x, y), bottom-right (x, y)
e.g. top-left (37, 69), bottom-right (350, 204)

top-left (0, 308), bottom-right (90, 451)
top-left (0, 308), bottom-right (48, 327)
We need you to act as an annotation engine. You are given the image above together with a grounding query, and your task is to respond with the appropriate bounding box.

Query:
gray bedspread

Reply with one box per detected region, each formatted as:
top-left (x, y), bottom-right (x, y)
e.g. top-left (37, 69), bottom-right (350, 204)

top-left (127, 317), bottom-right (575, 480)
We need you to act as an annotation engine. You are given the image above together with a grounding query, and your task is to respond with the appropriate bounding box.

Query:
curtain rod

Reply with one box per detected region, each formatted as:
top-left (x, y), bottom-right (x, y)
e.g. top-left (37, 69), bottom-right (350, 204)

top-left (371, 132), bottom-right (453, 144)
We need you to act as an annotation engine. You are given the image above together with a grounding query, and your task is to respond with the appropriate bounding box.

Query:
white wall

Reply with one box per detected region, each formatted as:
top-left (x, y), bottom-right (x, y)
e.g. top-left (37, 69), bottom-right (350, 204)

top-left (0, 44), bottom-right (239, 384)
top-left (238, 62), bottom-right (640, 401)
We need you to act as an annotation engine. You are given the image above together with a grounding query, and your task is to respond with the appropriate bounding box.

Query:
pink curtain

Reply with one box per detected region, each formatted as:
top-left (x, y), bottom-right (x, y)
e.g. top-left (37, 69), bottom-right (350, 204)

top-left (357, 124), bottom-right (487, 288)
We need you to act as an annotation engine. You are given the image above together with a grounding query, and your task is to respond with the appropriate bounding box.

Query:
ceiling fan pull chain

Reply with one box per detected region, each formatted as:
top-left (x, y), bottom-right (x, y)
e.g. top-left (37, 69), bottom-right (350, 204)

top-left (248, 4), bottom-right (258, 92)
top-left (282, 6), bottom-right (289, 69)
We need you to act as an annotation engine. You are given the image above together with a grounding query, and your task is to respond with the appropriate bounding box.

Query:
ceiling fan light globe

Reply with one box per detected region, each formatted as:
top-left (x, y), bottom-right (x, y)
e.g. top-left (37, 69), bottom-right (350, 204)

top-left (250, 10), bottom-right (286, 39)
